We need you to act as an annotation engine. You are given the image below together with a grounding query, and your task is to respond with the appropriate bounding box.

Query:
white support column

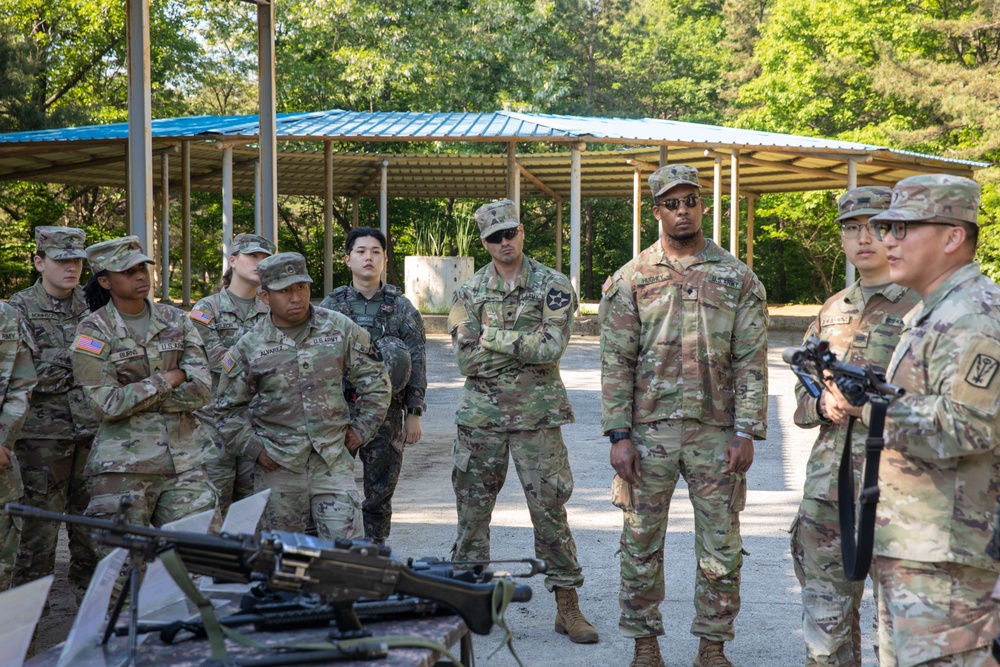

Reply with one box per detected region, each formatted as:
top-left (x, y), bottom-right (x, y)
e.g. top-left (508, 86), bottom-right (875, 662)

top-left (181, 142), bottom-right (191, 307)
top-left (324, 141), bottom-right (334, 295)
top-left (222, 147), bottom-right (233, 273)
top-left (633, 166), bottom-right (642, 258)
top-left (126, 0), bottom-right (153, 252)
top-left (513, 164), bottom-right (521, 219)
top-left (159, 152), bottom-right (170, 302)
top-left (713, 156), bottom-right (723, 245)
top-left (747, 196), bottom-right (756, 270)
top-left (507, 142), bottom-right (516, 201)
top-left (258, 0), bottom-right (278, 246)
top-left (555, 202), bottom-right (563, 273)
top-left (846, 158), bottom-right (858, 286)
top-left (379, 160), bottom-right (388, 239)
top-left (730, 149), bottom-right (740, 258)
top-left (254, 158), bottom-right (262, 236)
top-left (570, 143), bottom-right (583, 302)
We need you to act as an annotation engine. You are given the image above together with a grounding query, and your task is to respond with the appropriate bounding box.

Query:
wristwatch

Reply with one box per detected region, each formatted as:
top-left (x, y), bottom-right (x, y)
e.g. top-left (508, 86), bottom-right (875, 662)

top-left (734, 430), bottom-right (753, 441)
top-left (406, 407), bottom-right (423, 417)
top-left (609, 430), bottom-right (631, 445)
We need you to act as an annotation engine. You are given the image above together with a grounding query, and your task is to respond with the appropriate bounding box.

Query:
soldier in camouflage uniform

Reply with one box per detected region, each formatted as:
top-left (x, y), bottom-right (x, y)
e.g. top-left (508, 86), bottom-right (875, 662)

top-left (0, 302), bottom-right (35, 590)
top-left (190, 233), bottom-right (275, 515)
top-left (791, 189), bottom-right (919, 666)
top-left (9, 227), bottom-right (100, 597)
top-left (73, 237), bottom-right (217, 534)
top-left (600, 165), bottom-right (768, 667)
top-left (448, 200), bottom-right (599, 645)
top-left (319, 227), bottom-right (426, 544)
top-left (847, 175), bottom-right (1000, 666)
top-left (216, 252), bottom-right (390, 540)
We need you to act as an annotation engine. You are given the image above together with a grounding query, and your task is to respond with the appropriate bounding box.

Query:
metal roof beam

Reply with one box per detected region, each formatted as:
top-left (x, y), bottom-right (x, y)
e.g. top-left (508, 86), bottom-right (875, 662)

top-left (0, 145), bottom-right (175, 181)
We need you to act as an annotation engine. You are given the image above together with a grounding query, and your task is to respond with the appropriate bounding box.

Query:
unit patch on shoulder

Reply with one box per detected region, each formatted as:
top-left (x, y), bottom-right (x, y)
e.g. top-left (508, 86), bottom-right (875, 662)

top-left (189, 309), bottom-right (213, 325)
top-left (601, 276), bottom-right (613, 295)
top-left (545, 288), bottom-right (571, 312)
top-left (965, 353), bottom-right (1000, 389)
top-left (953, 335), bottom-right (1000, 416)
top-left (221, 350), bottom-right (238, 373)
top-left (74, 335), bottom-right (106, 356)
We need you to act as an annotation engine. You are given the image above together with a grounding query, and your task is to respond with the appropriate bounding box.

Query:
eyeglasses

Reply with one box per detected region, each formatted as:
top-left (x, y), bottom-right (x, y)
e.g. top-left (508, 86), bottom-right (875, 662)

top-left (656, 194), bottom-right (701, 211)
top-left (839, 222), bottom-right (878, 239)
top-left (484, 228), bottom-right (519, 244)
top-left (872, 220), bottom-right (957, 241)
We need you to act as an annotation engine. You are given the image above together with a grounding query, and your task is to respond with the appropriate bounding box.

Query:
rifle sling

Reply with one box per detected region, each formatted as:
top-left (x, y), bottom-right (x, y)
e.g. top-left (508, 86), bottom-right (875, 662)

top-left (159, 547), bottom-right (470, 666)
top-left (836, 399), bottom-right (887, 582)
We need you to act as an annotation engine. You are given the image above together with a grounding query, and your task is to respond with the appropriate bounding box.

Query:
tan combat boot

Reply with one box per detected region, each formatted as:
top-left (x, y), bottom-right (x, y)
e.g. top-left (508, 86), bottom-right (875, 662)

top-left (693, 638), bottom-right (734, 667)
top-left (553, 587), bottom-right (599, 643)
top-left (631, 636), bottom-right (665, 667)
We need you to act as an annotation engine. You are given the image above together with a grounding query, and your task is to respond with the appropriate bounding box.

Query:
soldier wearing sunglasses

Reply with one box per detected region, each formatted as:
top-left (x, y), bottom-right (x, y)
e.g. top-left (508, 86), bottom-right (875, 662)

top-left (448, 199), bottom-right (599, 646)
top-left (600, 164), bottom-right (768, 667)
top-left (827, 175), bottom-right (1000, 666)
top-left (790, 187), bottom-right (919, 667)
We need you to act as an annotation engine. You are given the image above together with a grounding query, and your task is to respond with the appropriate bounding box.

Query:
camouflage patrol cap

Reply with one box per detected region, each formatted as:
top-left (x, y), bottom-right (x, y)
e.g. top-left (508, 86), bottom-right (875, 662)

top-left (474, 200), bottom-right (520, 239)
top-left (257, 252), bottom-right (313, 291)
top-left (648, 164), bottom-right (701, 198)
top-left (835, 186), bottom-right (893, 222)
top-left (231, 233), bottom-right (275, 257)
top-left (85, 236), bottom-right (153, 274)
top-left (35, 226), bottom-right (87, 260)
top-left (871, 174), bottom-right (980, 225)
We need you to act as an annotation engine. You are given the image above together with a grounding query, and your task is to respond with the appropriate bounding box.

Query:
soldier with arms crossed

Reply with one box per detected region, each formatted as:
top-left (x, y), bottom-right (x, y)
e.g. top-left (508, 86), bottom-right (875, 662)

top-left (601, 165), bottom-right (768, 667)
top-left (791, 189), bottom-right (919, 666)
top-left (190, 233), bottom-right (275, 514)
top-left (319, 227), bottom-right (426, 545)
top-left (10, 226), bottom-right (99, 597)
top-left (217, 252), bottom-right (390, 540)
top-left (448, 200), bottom-right (599, 645)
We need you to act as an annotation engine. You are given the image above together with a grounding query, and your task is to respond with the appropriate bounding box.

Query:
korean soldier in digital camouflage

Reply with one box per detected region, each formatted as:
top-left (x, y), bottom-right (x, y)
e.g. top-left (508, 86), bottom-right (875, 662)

top-left (319, 227), bottom-right (426, 545)
top-left (448, 199), bottom-right (599, 645)
top-left (73, 236), bottom-right (218, 534)
top-left (10, 226), bottom-right (100, 599)
top-left (216, 252), bottom-right (390, 540)
top-left (189, 233), bottom-right (275, 515)
top-left (827, 174), bottom-right (1000, 667)
top-left (600, 165), bottom-right (768, 667)
top-left (791, 188), bottom-right (919, 666)
top-left (0, 301), bottom-right (35, 590)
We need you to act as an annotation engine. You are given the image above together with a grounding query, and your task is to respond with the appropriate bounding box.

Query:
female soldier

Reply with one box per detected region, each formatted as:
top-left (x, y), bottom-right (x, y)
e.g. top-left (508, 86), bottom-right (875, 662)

top-left (73, 236), bottom-right (216, 529)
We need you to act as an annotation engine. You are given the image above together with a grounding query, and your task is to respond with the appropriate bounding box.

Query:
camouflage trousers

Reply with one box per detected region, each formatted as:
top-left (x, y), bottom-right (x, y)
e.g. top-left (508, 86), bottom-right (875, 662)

top-left (0, 459), bottom-right (24, 591)
top-left (451, 425), bottom-right (584, 592)
top-left (255, 449), bottom-right (363, 541)
top-left (876, 557), bottom-right (1000, 667)
top-left (614, 420), bottom-right (745, 641)
top-left (12, 437), bottom-right (97, 593)
top-left (83, 467), bottom-right (218, 555)
top-left (359, 406), bottom-right (404, 544)
top-left (791, 497), bottom-right (877, 667)
top-left (203, 429), bottom-right (255, 519)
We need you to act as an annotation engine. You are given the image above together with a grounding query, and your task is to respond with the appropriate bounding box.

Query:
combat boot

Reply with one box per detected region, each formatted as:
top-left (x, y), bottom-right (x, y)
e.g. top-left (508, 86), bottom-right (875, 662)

top-left (630, 636), bottom-right (665, 667)
top-left (553, 587), bottom-right (599, 643)
top-left (693, 638), bottom-right (733, 667)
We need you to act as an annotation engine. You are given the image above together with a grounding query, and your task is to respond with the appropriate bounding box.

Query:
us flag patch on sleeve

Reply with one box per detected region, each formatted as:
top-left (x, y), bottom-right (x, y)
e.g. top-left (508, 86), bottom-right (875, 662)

top-left (221, 351), bottom-right (237, 372)
top-left (75, 335), bottom-right (106, 356)
top-left (189, 309), bottom-right (213, 325)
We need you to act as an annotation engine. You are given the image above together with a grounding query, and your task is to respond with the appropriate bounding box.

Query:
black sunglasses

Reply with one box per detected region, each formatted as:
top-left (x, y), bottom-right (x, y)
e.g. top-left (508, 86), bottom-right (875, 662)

top-left (656, 194), bottom-right (701, 211)
top-left (484, 228), bottom-right (519, 244)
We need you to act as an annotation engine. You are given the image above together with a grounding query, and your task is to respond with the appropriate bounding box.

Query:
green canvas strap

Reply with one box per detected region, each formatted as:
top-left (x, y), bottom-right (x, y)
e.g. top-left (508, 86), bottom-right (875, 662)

top-left (487, 578), bottom-right (524, 667)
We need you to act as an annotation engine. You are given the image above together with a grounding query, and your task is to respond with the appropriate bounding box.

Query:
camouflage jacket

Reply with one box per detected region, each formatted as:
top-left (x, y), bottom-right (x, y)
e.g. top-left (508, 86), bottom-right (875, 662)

top-left (600, 239), bottom-right (769, 437)
top-left (793, 281), bottom-right (918, 501)
top-left (0, 303), bottom-right (33, 503)
top-left (189, 287), bottom-right (269, 394)
top-left (448, 257), bottom-right (576, 431)
top-left (72, 299), bottom-right (215, 476)
top-left (873, 263), bottom-right (1000, 571)
top-left (8, 280), bottom-right (98, 440)
top-left (215, 306), bottom-right (390, 474)
top-left (319, 283), bottom-right (427, 411)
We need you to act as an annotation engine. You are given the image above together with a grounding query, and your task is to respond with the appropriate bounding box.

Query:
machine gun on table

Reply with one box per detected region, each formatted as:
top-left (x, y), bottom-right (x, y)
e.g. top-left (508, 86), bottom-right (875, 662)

top-left (783, 335), bottom-right (905, 582)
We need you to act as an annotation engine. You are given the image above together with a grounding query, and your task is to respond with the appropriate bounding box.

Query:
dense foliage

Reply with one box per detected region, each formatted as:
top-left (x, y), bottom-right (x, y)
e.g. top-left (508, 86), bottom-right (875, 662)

top-left (1, 0), bottom-right (997, 304)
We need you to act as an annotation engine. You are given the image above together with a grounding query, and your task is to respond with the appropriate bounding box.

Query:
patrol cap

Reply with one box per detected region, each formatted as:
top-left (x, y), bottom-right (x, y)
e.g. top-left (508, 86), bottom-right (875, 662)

top-left (870, 174), bottom-right (980, 226)
top-left (231, 233), bottom-right (275, 256)
top-left (257, 252), bottom-right (313, 291)
top-left (86, 236), bottom-right (153, 274)
top-left (648, 164), bottom-right (702, 198)
top-left (35, 226), bottom-right (87, 260)
top-left (474, 200), bottom-right (520, 239)
top-left (835, 186), bottom-right (893, 222)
